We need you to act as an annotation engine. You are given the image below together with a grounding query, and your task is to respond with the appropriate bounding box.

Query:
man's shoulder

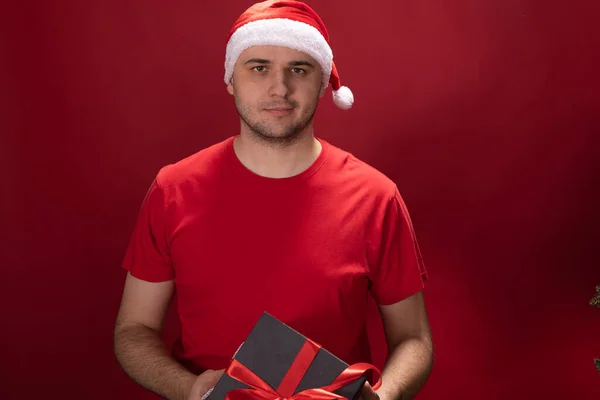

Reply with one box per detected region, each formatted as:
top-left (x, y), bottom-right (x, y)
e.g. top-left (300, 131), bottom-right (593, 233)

top-left (155, 136), bottom-right (234, 188)
top-left (324, 140), bottom-right (398, 198)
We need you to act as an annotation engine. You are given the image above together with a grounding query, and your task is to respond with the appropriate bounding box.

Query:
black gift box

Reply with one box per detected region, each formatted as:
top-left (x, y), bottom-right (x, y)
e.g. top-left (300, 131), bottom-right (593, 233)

top-left (206, 312), bottom-right (366, 400)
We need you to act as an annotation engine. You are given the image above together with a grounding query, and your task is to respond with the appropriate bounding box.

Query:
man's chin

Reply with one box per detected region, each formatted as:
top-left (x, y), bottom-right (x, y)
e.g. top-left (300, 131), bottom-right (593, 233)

top-left (257, 130), bottom-right (298, 140)
top-left (250, 125), bottom-right (305, 142)
top-left (254, 122), bottom-right (299, 137)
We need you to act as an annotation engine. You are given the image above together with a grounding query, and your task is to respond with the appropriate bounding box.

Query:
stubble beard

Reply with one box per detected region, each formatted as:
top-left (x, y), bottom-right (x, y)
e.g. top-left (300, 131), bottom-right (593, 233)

top-left (234, 95), bottom-right (319, 147)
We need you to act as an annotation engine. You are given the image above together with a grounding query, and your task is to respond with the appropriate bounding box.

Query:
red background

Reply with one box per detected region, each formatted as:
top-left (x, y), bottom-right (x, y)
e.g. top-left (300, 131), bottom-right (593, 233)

top-left (2, 1), bottom-right (599, 399)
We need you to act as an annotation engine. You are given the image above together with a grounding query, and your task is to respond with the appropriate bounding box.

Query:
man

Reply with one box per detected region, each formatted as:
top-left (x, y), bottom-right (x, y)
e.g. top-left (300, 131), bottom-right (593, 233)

top-left (113, 1), bottom-right (434, 400)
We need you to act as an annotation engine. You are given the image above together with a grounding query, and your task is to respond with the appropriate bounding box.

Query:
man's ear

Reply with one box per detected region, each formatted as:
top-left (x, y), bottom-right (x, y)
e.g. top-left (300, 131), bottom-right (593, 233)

top-left (227, 76), bottom-right (235, 96)
top-left (319, 84), bottom-right (326, 98)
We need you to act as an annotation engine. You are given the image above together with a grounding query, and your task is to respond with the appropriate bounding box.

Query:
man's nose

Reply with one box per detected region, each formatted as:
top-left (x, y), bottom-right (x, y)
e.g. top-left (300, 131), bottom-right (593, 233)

top-left (267, 69), bottom-right (291, 98)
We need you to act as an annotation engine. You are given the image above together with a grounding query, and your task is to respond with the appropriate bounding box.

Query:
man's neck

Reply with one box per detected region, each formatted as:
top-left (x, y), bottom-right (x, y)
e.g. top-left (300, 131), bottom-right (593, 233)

top-left (233, 131), bottom-right (322, 179)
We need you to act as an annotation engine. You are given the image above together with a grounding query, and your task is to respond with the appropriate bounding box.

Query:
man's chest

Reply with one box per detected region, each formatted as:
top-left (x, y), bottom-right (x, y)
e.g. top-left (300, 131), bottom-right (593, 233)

top-left (168, 188), bottom-right (372, 317)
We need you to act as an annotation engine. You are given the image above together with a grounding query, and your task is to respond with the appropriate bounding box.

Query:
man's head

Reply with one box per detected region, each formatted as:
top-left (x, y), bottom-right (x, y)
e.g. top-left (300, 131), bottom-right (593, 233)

top-left (224, 1), bottom-right (354, 117)
top-left (227, 44), bottom-right (324, 142)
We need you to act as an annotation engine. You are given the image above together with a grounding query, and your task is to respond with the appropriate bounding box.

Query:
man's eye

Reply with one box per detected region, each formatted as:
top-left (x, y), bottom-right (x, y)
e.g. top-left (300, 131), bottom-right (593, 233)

top-left (252, 66), bottom-right (267, 72)
top-left (292, 68), bottom-right (306, 74)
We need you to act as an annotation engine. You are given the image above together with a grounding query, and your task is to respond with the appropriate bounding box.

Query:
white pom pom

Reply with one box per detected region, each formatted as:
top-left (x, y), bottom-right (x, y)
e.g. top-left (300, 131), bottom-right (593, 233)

top-left (332, 86), bottom-right (354, 110)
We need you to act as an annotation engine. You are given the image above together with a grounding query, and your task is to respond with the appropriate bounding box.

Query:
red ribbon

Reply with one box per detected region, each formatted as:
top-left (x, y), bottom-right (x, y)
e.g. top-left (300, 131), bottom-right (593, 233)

top-left (224, 338), bottom-right (382, 400)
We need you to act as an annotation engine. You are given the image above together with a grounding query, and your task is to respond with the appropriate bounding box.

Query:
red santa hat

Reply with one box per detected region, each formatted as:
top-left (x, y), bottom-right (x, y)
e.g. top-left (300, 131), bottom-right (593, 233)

top-left (224, 0), bottom-right (354, 110)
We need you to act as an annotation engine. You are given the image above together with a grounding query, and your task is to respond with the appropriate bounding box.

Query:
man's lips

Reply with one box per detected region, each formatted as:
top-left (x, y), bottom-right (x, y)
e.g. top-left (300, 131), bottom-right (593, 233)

top-left (264, 107), bottom-right (294, 115)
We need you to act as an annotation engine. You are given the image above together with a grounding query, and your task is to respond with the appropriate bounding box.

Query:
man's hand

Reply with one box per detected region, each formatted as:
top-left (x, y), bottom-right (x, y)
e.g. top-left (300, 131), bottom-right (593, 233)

top-left (187, 369), bottom-right (225, 400)
top-left (360, 381), bottom-right (381, 400)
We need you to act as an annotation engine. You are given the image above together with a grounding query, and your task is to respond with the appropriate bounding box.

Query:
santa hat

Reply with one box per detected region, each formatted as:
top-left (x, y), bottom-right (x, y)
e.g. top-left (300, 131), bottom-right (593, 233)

top-left (224, 0), bottom-right (354, 110)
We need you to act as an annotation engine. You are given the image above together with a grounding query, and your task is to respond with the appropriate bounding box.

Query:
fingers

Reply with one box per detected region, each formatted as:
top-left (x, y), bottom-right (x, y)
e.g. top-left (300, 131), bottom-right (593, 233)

top-left (360, 381), bottom-right (380, 400)
top-left (208, 369), bottom-right (225, 387)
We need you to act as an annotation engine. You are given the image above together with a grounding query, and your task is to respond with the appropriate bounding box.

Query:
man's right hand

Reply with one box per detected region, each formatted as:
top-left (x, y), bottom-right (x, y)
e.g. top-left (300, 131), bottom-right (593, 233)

top-left (187, 369), bottom-right (226, 400)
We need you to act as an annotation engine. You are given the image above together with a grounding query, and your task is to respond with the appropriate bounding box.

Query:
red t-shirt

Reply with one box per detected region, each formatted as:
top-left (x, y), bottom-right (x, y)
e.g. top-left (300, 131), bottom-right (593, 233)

top-left (122, 135), bottom-right (427, 373)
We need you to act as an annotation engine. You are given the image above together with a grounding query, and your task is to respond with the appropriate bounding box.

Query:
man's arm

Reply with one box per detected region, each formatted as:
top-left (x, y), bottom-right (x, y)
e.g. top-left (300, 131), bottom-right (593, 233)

top-left (114, 272), bottom-right (223, 400)
top-left (363, 291), bottom-right (434, 400)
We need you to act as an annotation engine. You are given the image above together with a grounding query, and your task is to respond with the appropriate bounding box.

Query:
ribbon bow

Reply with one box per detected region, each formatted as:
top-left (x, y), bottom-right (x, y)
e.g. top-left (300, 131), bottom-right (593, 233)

top-left (224, 338), bottom-right (382, 400)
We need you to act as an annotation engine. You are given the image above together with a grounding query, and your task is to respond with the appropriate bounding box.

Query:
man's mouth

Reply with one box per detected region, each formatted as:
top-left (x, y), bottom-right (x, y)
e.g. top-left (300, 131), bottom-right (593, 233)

top-left (264, 107), bottom-right (294, 116)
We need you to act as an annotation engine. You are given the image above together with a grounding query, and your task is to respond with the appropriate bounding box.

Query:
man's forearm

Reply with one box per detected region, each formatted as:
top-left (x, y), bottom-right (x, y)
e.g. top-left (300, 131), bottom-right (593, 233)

top-left (376, 337), bottom-right (434, 400)
top-left (114, 323), bottom-right (196, 400)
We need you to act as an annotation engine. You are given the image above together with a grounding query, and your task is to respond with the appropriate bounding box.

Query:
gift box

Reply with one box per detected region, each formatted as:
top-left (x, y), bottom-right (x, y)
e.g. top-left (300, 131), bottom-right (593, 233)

top-left (206, 312), bottom-right (380, 400)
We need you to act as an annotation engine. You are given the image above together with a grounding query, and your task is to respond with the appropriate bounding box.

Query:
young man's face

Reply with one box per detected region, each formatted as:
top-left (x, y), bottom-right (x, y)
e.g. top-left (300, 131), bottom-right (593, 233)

top-left (227, 45), bottom-right (325, 143)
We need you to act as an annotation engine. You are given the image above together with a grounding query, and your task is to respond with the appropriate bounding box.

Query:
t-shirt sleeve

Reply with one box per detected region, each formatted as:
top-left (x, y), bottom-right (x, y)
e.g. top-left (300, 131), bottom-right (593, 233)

top-left (368, 187), bottom-right (428, 305)
top-left (121, 177), bottom-right (174, 282)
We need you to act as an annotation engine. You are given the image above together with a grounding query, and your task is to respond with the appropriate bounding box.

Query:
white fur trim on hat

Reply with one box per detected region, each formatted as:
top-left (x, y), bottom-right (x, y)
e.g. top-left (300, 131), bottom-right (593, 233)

top-left (224, 18), bottom-right (333, 89)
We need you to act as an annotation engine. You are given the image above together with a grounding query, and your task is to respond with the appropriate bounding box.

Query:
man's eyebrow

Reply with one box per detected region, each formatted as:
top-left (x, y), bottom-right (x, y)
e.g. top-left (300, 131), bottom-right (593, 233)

top-left (289, 60), bottom-right (315, 68)
top-left (243, 59), bottom-right (315, 68)
top-left (244, 58), bottom-right (271, 64)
